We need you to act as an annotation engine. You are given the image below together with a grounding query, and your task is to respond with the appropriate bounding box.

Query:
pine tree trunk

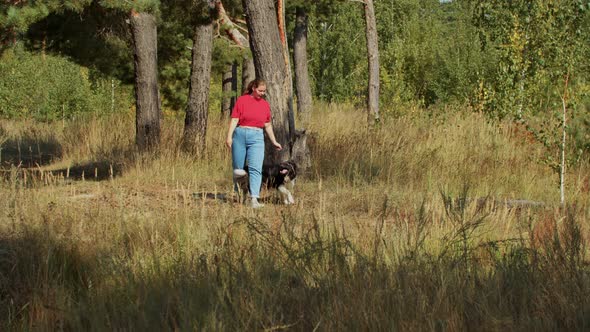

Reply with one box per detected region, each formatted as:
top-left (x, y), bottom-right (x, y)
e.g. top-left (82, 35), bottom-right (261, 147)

top-left (130, 11), bottom-right (161, 151)
top-left (363, 0), bottom-right (380, 125)
top-left (241, 54), bottom-right (255, 93)
top-left (293, 6), bottom-right (313, 124)
top-left (182, 21), bottom-right (213, 155)
top-left (277, 0), bottom-right (296, 142)
top-left (243, 0), bottom-right (292, 163)
top-left (221, 62), bottom-right (237, 118)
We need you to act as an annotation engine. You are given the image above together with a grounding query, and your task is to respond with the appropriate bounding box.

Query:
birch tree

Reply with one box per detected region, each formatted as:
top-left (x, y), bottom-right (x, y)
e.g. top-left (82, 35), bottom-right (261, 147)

top-left (363, 0), bottom-right (380, 125)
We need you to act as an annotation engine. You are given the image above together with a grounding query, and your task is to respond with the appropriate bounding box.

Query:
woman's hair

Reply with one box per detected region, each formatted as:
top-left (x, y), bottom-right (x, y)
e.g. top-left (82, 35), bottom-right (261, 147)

top-left (244, 78), bottom-right (266, 95)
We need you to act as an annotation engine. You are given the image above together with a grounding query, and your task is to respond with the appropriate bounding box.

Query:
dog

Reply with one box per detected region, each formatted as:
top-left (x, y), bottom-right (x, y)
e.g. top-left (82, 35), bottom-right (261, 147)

top-left (233, 160), bottom-right (298, 205)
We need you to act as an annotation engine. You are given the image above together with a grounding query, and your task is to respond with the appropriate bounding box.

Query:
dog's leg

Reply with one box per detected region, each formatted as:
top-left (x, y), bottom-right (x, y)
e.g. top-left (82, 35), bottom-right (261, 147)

top-left (278, 185), bottom-right (295, 205)
top-left (286, 180), bottom-right (295, 204)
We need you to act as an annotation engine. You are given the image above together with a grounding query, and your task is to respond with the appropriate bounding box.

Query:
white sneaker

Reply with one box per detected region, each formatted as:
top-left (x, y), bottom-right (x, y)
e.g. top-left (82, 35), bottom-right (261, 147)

top-left (233, 169), bottom-right (247, 178)
top-left (251, 198), bottom-right (265, 209)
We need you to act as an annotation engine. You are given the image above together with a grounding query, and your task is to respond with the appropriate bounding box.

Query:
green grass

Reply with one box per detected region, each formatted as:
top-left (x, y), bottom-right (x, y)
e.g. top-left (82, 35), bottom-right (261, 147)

top-left (1, 105), bottom-right (589, 330)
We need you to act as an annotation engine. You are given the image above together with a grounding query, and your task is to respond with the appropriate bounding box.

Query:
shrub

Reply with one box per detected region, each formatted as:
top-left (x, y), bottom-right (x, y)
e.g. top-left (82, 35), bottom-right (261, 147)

top-left (0, 47), bottom-right (129, 121)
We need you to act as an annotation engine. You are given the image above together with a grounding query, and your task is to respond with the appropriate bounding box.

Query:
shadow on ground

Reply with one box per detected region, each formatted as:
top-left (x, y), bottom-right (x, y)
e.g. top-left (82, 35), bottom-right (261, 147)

top-left (0, 229), bottom-right (97, 330)
top-left (0, 137), bottom-right (62, 168)
top-left (0, 134), bottom-right (128, 183)
top-left (50, 160), bottom-right (125, 181)
top-left (192, 191), bottom-right (287, 206)
top-left (0, 159), bottom-right (126, 185)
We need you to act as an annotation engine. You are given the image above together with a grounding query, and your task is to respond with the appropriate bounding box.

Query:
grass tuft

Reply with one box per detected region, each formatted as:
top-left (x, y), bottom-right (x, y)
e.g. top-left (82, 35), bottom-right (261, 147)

top-left (1, 105), bottom-right (589, 330)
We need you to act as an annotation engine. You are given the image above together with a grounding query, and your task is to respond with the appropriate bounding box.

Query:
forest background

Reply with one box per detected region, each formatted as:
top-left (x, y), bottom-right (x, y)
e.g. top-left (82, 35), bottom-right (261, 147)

top-left (1, 0), bottom-right (590, 330)
top-left (2, 0), bottom-right (589, 136)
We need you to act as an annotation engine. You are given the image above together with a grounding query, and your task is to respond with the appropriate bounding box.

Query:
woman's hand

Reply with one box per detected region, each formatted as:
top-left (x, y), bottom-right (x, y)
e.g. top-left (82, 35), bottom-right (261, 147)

top-left (263, 123), bottom-right (282, 151)
top-left (226, 118), bottom-right (239, 151)
top-left (272, 141), bottom-right (282, 151)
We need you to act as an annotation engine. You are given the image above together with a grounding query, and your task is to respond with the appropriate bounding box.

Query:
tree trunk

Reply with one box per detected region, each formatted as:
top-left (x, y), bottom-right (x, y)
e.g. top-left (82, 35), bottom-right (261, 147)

top-left (560, 73), bottom-right (569, 206)
top-left (214, 0), bottom-right (254, 95)
top-left (182, 21), bottom-right (214, 155)
top-left (241, 53), bottom-right (255, 93)
top-left (242, 0), bottom-right (292, 163)
top-left (363, 0), bottom-right (380, 125)
top-left (130, 11), bottom-right (161, 151)
top-left (1, 28), bottom-right (16, 49)
top-left (277, 0), bottom-right (296, 144)
top-left (293, 6), bottom-right (313, 124)
top-left (221, 61), bottom-right (237, 118)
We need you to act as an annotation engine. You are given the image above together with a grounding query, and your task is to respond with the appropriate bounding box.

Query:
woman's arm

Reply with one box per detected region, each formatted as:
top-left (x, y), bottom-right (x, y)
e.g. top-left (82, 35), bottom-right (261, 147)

top-left (264, 122), bottom-right (282, 150)
top-left (226, 118), bottom-right (239, 149)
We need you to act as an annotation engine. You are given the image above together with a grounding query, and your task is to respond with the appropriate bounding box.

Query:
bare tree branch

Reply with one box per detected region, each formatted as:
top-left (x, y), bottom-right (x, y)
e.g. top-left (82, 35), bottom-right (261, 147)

top-left (215, 0), bottom-right (248, 47)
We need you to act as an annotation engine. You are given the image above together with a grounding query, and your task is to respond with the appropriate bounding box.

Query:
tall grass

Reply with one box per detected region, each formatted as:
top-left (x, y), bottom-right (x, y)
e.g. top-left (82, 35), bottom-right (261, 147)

top-left (0, 105), bottom-right (589, 330)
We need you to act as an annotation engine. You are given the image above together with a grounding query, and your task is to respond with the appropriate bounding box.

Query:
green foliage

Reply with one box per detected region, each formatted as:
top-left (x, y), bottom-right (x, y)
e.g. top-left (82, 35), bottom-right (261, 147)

top-left (99, 0), bottom-right (160, 14)
top-left (2, 0), bottom-right (588, 159)
top-left (0, 0), bottom-right (92, 53)
top-left (24, 3), bottom-right (134, 83)
top-left (2, 4), bottom-right (51, 33)
top-left (471, 0), bottom-right (590, 119)
top-left (308, 0), bottom-right (492, 112)
top-left (1, 1), bottom-right (91, 32)
top-left (469, 0), bottom-right (590, 165)
top-left (308, 1), bottom-right (367, 104)
top-left (0, 48), bottom-right (130, 121)
top-left (158, 1), bottom-right (244, 112)
top-left (377, 0), bottom-right (492, 110)
top-left (285, 0), bottom-right (341, 22)
top-left (158, 2), bottom-right (193, 112)
top-left (570, 104), bottom-right (590, 162)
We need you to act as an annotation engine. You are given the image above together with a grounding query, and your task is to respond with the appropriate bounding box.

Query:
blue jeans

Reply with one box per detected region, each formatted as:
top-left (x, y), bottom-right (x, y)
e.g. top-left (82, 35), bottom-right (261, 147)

top-left (232, 127), bottom-right (265, 198)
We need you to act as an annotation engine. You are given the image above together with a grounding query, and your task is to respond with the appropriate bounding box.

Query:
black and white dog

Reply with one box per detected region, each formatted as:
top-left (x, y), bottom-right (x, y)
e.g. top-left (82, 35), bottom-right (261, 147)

top-left (234, 160), bottom-right (298, 205)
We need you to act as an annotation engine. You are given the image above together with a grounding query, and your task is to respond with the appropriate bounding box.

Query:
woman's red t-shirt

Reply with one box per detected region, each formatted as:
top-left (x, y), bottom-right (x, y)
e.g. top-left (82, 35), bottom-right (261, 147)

top-left (231, 94), bottom-right (271, 128)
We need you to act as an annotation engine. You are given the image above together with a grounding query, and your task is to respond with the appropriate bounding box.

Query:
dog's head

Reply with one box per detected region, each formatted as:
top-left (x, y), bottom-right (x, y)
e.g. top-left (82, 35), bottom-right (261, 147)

top-left (278, 160), bottom-right (298, 183)
top-left (290, 129), bottom-right (311, 173)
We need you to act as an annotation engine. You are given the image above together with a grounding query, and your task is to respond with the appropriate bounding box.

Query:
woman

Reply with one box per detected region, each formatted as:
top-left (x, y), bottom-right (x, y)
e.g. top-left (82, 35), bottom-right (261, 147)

top-left (226, 79), bottom-right (282, 208)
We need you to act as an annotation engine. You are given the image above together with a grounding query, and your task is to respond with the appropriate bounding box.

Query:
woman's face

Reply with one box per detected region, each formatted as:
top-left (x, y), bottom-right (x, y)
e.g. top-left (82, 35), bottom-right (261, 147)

top-left (252, 84), bottom-right (266, 99)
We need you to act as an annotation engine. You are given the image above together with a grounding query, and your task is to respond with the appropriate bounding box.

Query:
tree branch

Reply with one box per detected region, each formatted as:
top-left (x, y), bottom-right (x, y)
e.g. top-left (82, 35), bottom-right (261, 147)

top-left (215, 0), bottom-right (248, 48)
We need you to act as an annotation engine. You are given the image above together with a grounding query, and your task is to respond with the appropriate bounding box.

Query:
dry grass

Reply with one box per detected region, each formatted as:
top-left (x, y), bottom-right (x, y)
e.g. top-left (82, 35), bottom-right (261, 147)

top-left (1, 105), bottom-right (589, 331)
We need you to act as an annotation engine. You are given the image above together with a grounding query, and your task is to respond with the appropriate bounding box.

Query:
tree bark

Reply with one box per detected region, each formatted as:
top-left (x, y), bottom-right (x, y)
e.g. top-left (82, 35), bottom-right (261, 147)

top-left (214, 1), bottom-right (254, 95)
top-left (293, 6), bottom-right (313, 124)
top-left (242, 0), bottom-right (292, 163)
top-left (182, 21), bottom-right (214, 155)
top-left (130, 11), bottom-right (161, 151)
top-left (560, 73), bottom-right (569, 206)
top-left (277, 0), bottom-right (296, 143)
top-left (221, 61), bottom-right (237, 118)
top-left (241, 53), bottom-right (255, 93)
top-left (216, 0), bottom-right (249, 47)
top-left (363, 0), bottom-right (380, 125)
